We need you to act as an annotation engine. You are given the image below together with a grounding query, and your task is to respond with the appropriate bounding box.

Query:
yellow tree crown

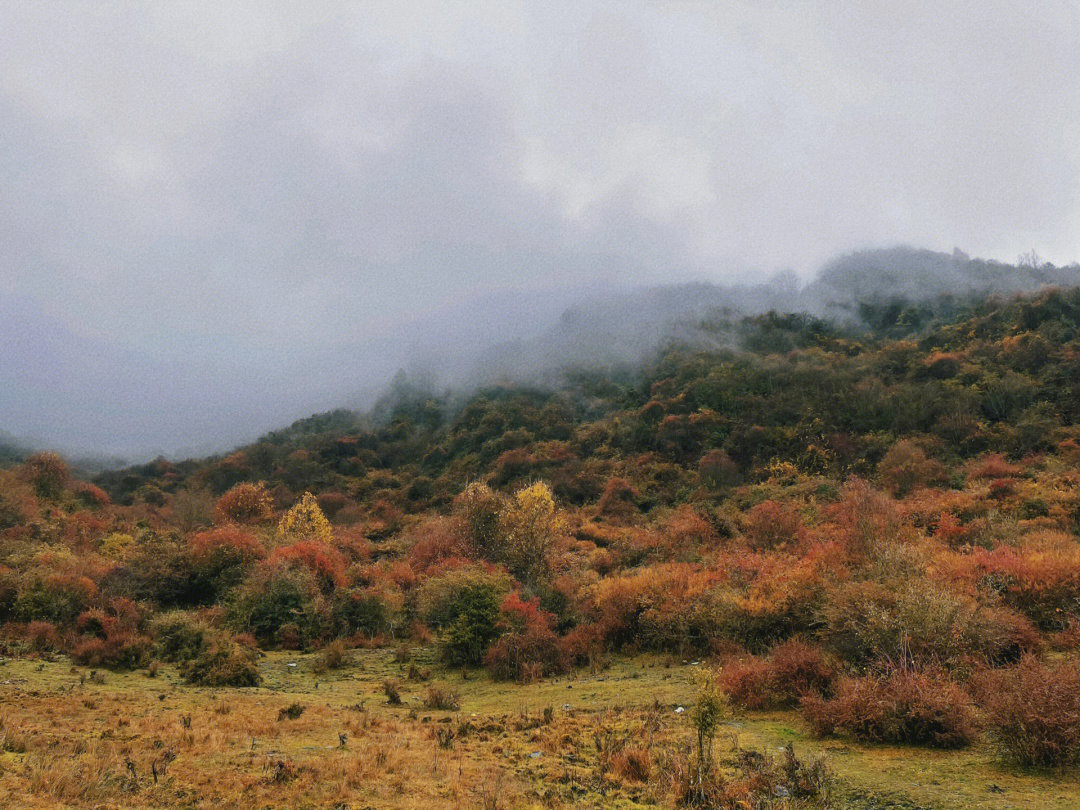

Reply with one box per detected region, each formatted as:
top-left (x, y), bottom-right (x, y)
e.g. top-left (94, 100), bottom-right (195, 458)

top-left (278, 491), bottom-right (333, 544)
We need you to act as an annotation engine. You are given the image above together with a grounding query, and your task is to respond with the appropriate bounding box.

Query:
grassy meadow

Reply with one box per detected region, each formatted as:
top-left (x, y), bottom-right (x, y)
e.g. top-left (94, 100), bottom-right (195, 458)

top-left (1, 649), bottom-right (1078, 809)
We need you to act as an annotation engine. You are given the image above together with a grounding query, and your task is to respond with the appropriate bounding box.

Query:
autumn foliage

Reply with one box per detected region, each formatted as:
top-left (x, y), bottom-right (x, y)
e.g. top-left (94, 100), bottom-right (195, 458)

top-left (213, 481), bottom-right (274, 525)
top-left (2, 284), bottom-right (1080, 772)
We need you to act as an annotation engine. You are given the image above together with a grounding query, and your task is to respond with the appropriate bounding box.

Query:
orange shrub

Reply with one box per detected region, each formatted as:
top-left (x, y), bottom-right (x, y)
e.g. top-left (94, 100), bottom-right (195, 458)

top-left (188, 526), bottom-right (265, 563)
top-left (588, 564), bottom-right (724, 652)
top-left (968, 453), bottom-right (1022, 480)
top-left (406, 517), bottom-right (471, 574)
top-left (933, 511), bottom-right (968, 545)
top-left (825, 478), bottom-right (906, 559)
top-left (742, 500), bottom-right (802, 550)
top-left (597, 477), bottom-right (640, 517)
top-left (965, 537), bottom-right (1080, 630)
top-left (213, 481), bottom-right (274, 525)
top-left (661, 504), bottom-right (719, 556)
top-left (609, 748), bottom-right (653, 783)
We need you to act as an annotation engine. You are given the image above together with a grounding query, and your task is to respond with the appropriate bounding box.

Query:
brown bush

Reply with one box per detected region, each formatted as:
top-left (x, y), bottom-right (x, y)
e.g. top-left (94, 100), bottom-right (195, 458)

top-left (316, 491), bottom-right (350, 520)
top-left (980, 655), bottom-right (1080, 768)
top-left (19, 452), bottom-right (69, 499)
top-left (609, 747), bottom-right (652, 783)
top-left (277, 702), bottom-right (306, 721)
top-left (877, 440), bottom-right (947, 497)
top-left (180, 634), bottom-right (261, 686)
top-left (318, 638), bottom-right (347, 670)
top-left (597, 477), bottom-right (641, 517)
top-left (422, 683), bottom-right (461, 711)
top-left (24, 621), bottom-right (59, 652)
top-left (70, 632), bottom-right (152, 670)
top-left (718, 656), bottom-right (774, 710)
top-left (213, 481), bottom-right (274, 525)
top-left (383, 679), bottom-right (403, 705)
top-left (484, 626), bottom-right (568, 682)
top-left (802, 667), bottom-right (977, 748)
top-left (721, 639), bottom-right (837, 710)
top-left (674, 741), bottom-right (831, 808)
top-left (698, 449), bottom-right (740, 489)
top-left (741, 500), bottom-right (802, 550)
top-left (818, 579), bottom-right (1038, 668)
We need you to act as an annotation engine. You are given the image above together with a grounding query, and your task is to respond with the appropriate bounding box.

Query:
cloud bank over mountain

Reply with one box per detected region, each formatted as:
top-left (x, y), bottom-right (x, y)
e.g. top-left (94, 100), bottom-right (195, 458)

top-left (3, 3), bottom-right (1079, 457)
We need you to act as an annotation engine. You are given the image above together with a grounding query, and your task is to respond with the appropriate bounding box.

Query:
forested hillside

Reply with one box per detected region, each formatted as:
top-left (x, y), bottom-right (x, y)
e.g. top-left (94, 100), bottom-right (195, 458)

top-left (3, 285), bottom-right (1080, 797)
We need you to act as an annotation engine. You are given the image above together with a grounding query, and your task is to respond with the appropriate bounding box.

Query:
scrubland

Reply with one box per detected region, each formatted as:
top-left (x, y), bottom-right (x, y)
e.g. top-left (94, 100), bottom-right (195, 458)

top-left (3, 289), bottom-right (1080, 807)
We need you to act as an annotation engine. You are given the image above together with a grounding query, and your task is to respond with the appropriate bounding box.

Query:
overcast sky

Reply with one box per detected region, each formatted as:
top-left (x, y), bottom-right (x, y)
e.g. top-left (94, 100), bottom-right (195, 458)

top-left (2, 2), bottom-right (1079, 457)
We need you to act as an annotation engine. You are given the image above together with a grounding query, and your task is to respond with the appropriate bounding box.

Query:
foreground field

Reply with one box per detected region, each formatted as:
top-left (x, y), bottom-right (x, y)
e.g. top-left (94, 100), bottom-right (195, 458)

top-left (0, 649), bottom-right (1077, 809)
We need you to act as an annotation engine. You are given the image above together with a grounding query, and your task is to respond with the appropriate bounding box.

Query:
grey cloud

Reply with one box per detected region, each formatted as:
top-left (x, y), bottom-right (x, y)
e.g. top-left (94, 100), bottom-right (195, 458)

top-left (2, 2), bottom-right (1079, 458)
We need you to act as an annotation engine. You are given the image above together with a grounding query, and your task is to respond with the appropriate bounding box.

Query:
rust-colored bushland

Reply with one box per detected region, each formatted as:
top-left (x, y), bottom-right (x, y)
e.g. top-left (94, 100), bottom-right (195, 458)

top-left (980, 655), bottom-right (1080, 768)
top-left (802, 668), bottom-right (977, 748)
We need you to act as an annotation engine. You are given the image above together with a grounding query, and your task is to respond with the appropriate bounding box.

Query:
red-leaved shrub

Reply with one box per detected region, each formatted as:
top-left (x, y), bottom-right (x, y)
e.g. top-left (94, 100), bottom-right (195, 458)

top-left (720, 639), bottom-right (837, 710)
top-left (802, 668), bottom-right (977, 748)
top-left (267, 540), bottom-right (348, 592)
top-left (978, 655), bottom-right (1080, 768)
top-left (483, 591), bottom-right (568, 681)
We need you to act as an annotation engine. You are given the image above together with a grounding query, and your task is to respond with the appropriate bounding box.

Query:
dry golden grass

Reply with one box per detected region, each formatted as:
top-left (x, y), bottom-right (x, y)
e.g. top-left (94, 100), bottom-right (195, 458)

top-left (0, 650), bottom-right (1079, 808)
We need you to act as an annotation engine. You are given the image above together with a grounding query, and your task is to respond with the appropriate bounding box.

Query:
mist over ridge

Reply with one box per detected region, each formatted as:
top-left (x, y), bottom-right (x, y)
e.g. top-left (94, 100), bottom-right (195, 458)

top-left (6, 244), bottom-right (1079, 466)
top-left (5, 3), bottom-right (1080, 463)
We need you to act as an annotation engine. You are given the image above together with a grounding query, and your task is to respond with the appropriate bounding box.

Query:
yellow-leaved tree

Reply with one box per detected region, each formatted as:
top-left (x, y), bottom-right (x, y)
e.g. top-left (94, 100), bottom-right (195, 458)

top-left (101, 531), bottom-right (135, 560)
top-left (500, 482), bottom-right (563, 586)
top-left (278, 492), bottom-right (333, 544)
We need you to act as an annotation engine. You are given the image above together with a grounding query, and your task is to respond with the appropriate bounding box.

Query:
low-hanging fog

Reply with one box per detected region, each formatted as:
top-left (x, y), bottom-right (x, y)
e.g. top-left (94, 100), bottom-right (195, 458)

top-left (2, 3), bottom-right (1079, 460)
